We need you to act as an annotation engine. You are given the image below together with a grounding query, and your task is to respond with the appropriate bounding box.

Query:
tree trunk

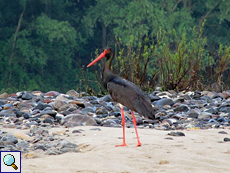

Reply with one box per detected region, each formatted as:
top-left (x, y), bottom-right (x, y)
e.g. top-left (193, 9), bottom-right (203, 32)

top-left (183, 0), bottom-right (187, 8)
top-left (188, 0), bottom-right (192, 9)
top-left (8, 7), bottom-right (26, 87)
top-left (101, 22), bottom-right (106, 48)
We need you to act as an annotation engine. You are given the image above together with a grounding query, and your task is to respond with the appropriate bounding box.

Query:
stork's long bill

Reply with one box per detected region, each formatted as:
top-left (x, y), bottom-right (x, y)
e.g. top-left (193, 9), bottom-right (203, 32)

top-left (87, 50), bottom-right (107, 67)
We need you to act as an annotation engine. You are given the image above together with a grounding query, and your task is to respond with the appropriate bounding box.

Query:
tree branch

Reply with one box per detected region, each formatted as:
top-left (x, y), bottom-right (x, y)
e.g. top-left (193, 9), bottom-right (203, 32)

top-left (8, 7), bottom-right (26, 86)
top-left (198, 2), bottom-right (219, 28)
top-left (172, 0), bottom-right (182, 12)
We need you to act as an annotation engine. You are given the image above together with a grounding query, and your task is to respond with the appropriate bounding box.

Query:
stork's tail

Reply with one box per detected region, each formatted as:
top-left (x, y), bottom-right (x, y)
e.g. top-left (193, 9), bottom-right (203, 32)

top-left (136, 98), bottom-right (157, 119)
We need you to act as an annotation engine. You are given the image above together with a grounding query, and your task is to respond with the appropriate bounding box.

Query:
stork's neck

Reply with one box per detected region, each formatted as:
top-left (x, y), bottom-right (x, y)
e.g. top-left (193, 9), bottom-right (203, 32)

top-left (102, 53), bottom-right (115, 88)
top-left (104, 52), bottom-right (114, 73)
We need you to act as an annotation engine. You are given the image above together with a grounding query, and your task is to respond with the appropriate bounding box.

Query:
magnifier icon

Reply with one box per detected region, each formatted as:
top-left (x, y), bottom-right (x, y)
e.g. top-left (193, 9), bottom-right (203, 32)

top-left (3, 154), bottom-right (18, 170)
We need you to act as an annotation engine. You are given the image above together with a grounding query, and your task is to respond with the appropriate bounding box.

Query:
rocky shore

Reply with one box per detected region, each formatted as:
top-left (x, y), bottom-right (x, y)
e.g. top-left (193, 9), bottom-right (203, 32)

top-left (0, 89), bottom-right (230, 157)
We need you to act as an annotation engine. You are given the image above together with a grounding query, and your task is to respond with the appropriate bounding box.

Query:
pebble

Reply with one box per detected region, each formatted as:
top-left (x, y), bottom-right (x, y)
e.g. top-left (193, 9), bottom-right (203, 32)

top-left (13, 132), bottom-right (32, 141)
top-left (61, 114), bottom-right (97, 127)
top-left (164, 137), bottom-right (173, 140)
top-left (72, 130), bottom-right (82, 133)
top-left (52, 131), bottom-right (66, 136)
top-left (1, 134), bottom-right (18, 144)
top-left (168, 131), bottom-right (185, 136)
top-left (153, 98), bottom-right (174, 106)
top-left (90, 128), bottom-right (101, 131)
top-left (159, 160), bottom-right (169, 165)
top-left (218, 131), bottom-right (228, 134)
top-left (224, 138), bottom-right (230, 142)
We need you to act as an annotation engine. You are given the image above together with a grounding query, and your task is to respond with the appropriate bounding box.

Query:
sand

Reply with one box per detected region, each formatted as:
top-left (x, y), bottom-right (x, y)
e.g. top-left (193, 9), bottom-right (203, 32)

top-left (10, 126), bottom-right (230, 173)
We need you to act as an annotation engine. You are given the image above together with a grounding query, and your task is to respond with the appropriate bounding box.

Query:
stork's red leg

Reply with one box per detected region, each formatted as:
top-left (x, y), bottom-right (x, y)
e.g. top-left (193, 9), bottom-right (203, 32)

top-left (115, 104), bottom-right (127, 147)
top-left (131, 110), bottom-right (142, 147)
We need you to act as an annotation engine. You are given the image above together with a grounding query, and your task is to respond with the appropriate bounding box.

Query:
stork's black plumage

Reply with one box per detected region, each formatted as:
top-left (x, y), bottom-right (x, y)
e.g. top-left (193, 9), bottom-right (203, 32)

top-left (87, 48), bottom-right (156, 147)
top-left (105, 74), bottom-right (156, 119)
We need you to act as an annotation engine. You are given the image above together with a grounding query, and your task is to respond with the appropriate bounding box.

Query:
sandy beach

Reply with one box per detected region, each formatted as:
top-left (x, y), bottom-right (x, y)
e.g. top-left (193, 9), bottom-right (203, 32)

top-left (6, 126), bottom-right (228, 173)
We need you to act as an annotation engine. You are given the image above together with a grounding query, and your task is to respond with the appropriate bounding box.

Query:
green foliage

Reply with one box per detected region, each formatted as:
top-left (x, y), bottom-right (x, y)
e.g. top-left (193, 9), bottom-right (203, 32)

top-left (91, 21), bottom-right (230, 92)
top-left (1, 0), bottom-right (230, 94)
top-left (156, 23), bottom-right (209, 90)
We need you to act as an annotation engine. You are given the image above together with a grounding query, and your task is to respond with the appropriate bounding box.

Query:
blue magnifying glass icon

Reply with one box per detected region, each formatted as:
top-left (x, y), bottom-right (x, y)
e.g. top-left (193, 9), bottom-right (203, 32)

top-left (3, 154), bottom-right (18, 170)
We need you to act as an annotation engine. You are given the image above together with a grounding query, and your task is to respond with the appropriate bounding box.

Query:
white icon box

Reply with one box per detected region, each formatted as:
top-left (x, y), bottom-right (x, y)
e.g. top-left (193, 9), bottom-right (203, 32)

top-left (0, 151), bottom-right (21, 173)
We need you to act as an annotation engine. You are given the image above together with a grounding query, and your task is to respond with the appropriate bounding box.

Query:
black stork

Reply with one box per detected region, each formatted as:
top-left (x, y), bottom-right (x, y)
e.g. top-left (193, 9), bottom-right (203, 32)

top-left (87, 48), bottom-right (156, 147)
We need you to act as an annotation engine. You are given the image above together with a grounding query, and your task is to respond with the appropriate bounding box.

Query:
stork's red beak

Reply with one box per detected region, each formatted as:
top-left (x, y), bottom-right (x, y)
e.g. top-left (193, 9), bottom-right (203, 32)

top-left (87, 50), bottom-right (107, 67)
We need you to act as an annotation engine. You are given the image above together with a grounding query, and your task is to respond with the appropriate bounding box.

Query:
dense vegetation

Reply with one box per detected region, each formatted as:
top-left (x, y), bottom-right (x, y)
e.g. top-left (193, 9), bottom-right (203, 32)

top-left (0, 0), bottom-right (230, 94)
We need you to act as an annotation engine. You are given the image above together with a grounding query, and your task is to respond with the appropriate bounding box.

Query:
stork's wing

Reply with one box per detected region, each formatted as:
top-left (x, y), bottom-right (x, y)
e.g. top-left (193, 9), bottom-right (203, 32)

top-left (107, 77), bottom-right (156, 119)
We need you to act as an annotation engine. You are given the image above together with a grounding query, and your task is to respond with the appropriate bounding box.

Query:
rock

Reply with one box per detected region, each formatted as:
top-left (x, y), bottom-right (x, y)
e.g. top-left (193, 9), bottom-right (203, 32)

top-left (207, 91), bottom-right (217, 98)
top-left (66, 89), bottom-right (79, 97)
top-left (153, 98), bottom-right (174, 106)
top-left (135, 117), bottom-right (143, 125)
top-left (198, 112), bottom-right (212, 120)
top-left (30, 127), bottom-right (49, 136)
top-left (82, 107), bottom-right (95, 114)
top-left (32, 91), bottom-right (43, 96)
top-left (217, 117), bottom-right (228, 122)
top-left (68, 100), bottom-right (85, 108)
top-left (222, 91), bottom-right (230, 99)
top-left (45, 149), bottom-right (57, 155)
top-left (159, 160), bottom-right (169, 165)
top-left (14, 132), bottom-right (32, 141)
top-left (34, 144), bottom-right (47, 151)
top-left (218, 131), bottom-right (228, 134)
top-left (102, 95), bottom-right (113, 102)
top-left (183, 94), bottom-right (192, 100)
top-left (16, 140), bottom-right (29, 150)
top-left (21, 92), bottom-right (33, 100)
top-left (200, 95), bottom-right (213, 103)
top-left (157, 91), bottom-right (173, 97)
top-left (205, 108), bottom-right (218, 114)
top-left (61, 114), bottom-right (98, 127)
top-left (45, 91), bottom-right (60, 97)
top-left (55, 94), bottom-right (69, 101)
top-left (34, 103), bottom-right (53, 111)
top-left (22, 112), bottom-right (31, 119)
top-left (2, 103), bottom-right (13, 110)
top-left (40, 110), bottom-right (57, 117)
top-left (44, 98), bottom-right (52, 103)
top-left (90, 128), bottom-right (101, 131)
top-left (58, 141), bottom-right (78, 153)
top-left (173, 104), bottom-right (189, 112)
top-left (0, 92), bottom-right (8, 99)
top-left (101, 119), bottom-right (118, 127)
top-left (224, 138), bottom-right (230, 142)
top-left (72, 130), bottom-right (82, 133)
top-left (52, 131), bottom-right (66, 136)
top-left (219, 103), bottom-right (230, 113)
top-left (55, 113), bottom-right (64, 122)
top-left (96, 107), bottom-right (108, 114)
top-left (188, 109), bottom-right (199, 119)
top-left (149, 94), bottom-right (161, 102)
top-left (20, 106), bottom-right (30, 113)
top-left (190, 100), bottom-right (207, 108)
top-left (43, 118), bottom-right (53, 124)
top-left (1, 135), bottom-right (18, 144)
top-left (164, 137), bottom-right (173, 140)
top-left (168, 131), bottom-right (185, 136)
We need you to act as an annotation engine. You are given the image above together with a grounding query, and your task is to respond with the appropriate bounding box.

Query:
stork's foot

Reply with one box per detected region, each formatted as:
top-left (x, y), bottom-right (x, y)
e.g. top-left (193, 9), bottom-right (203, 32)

top-left (136, 142), bottom-right (142, 147)
top-left (115, 143), bottom-right (127, 147)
